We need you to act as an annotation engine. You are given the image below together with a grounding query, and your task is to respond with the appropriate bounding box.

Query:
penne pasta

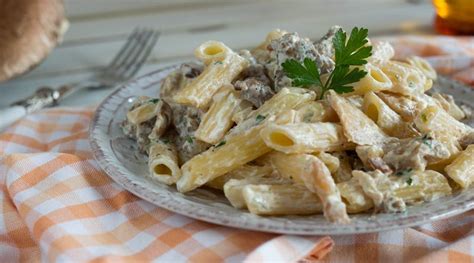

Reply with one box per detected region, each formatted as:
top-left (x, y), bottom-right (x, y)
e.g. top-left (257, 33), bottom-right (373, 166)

top-left (377, 92), bottom-right (425, 122)
top-left (314, 152), bottom-right (340, 174)
top-left (363, 91), bottom-right (419, 138)
top-left (295, 100), bottom-right (339, 123)
top-left (206, 164), bottom-right (273, 190)
top-left (174, 43), bottom-right (249, 109)
top-left (243, 184), bottom-right (323, 215)
top-left (194, 40), bottom-right (232, 65)
top-left (445, 145), bottom-right (474, 189)
top-left (405, 56), bottom-right (437, 81)
top-left (177, 123), bottom-right (273, 193)
top-left (328, 90), bottom-right (388, 145)
top-left (337, 178), bottom-right (373, 213)
top-left (347, 63), bottom-right (392, 95)
top-left (228, 87), bottom-right (316, 136)
top-left (381, 61), bottom-right (428, 96)
top-left (331, 152), bottom-right (353, 183)
top-left (262, 152), bottom-right (349, 222)
top-left (243, 184), bottom-right (323, 216)
top-left (308, 156), bottom-right (350, 223)
top-left (431, 93), bottom-right (466, 120)
top-left (260, 122), bottom-right (354, 154)
top-left (231, 100), bottom-right (253, 124)
top-left (338, 169), bottom-right (452, 213)
top-left (415, 105), bottom-right (472, 155)
top-left (195, 86), bottom-right (241, 144)
top-left (148, 141), bottom-right (182, 185)
top-left (224, 176), bottom-right (290, 209)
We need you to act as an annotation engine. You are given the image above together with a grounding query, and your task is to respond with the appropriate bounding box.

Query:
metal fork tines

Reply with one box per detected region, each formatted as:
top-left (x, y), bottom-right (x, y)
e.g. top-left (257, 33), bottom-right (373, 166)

top-left (92, 28), bottom-right (160, 87)
top-left (1, 27), bottom-right (160, 131)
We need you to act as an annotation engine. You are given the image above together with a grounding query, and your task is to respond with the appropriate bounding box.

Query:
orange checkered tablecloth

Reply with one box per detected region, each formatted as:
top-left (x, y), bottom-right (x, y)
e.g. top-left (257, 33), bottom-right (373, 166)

top-left (0, 36), bottom-right (473, 262)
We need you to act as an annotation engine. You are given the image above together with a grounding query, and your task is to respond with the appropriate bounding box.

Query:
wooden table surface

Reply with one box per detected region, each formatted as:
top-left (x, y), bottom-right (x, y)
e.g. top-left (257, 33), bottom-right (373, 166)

top-left (0, 0), bottom-right (436, 108)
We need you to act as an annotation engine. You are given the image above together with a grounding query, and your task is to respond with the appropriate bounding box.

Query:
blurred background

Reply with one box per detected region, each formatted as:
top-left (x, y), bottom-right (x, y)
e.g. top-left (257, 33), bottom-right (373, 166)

top-left (0, 0), bottom-right (468, 108)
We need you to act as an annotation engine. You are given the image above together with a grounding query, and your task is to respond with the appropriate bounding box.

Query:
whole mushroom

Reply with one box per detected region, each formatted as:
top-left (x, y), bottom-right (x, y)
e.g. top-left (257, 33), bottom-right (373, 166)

top-left (0, 0), bottom-right (68, 82)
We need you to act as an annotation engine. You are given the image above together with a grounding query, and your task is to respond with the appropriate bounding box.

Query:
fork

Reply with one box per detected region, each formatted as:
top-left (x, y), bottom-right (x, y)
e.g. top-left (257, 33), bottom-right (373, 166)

top-left (0, 28), bottom-right (160, 131)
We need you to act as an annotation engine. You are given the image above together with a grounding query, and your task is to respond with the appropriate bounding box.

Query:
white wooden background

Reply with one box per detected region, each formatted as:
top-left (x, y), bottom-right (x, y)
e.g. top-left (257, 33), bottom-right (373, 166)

top-left (0, 0), bottom-right (435, 108)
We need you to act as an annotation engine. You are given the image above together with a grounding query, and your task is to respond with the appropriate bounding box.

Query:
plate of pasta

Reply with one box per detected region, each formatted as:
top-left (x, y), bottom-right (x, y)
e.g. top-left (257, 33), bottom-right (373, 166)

top-left (90, 26), bottom-right (474, 235)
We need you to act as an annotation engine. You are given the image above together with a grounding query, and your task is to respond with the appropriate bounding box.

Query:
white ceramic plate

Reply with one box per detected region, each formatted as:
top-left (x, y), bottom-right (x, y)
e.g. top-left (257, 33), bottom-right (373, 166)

top-left (89, 65), bottom-right (474, 235)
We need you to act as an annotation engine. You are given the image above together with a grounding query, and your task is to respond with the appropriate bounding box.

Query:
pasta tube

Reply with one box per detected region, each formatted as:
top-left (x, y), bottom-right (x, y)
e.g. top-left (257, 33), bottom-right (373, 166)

top-left (177, 124), bottom-right (272, 192)
top-left (314, 152), bottom-right (340, 174)
top-left (348, 63), bottom-right (392, 95)
top-left (232, 100), bottom-right (253, 124)
top-left (174, 42), bottom-right (249, 108)
top-left (338, 170), bottom-right (452, 212)
top-left (147, 142), bottom-right (181, 185)
top-left (243, 184), bottom-right (323, 216)
top-left (445, 145), bottom-right (474, 188)
top-left (363, 91), bottom-right (419, 138)
top-left (337, 178), bottom-right (373, 213)
top-left (260, 122), bottom-right (354, 154)
top-left (195, 86), bottom-right (241, 144)
top-left (206, 164), bottom-right (273, 190)
top-left (377, 92), bottom-right (425, 122)
top-left (194, 40), bottom-right (231, 65)
top-left (295, 101), bottom-right (339, 123)
top-left (328, 90), bottom-right (388, 145)
top-left (432, 93), bottom-right (465, 120)
top-left (381, 61), bottom-right (427, 96)
top-left (224, 176), bottom-right (290, 209)
top-left (415, 105), bottom-right (472, 154)
top-left (267, 153), bottom-right (350, 223)
top-left (229, 87), bottom-right (316, 136)
top-left (405, 56), bottom-right (437, 80)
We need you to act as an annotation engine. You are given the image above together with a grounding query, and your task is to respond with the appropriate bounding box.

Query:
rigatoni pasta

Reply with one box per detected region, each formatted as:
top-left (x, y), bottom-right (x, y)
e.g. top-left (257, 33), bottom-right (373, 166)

top-left (122, 26), bottom-right (473, 224)
top-left (174, 42), bottom-right (249, 109)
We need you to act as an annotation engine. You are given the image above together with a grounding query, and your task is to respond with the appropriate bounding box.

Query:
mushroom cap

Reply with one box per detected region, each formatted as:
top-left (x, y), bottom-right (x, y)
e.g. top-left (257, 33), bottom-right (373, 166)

top-left (0, 0), bottom-right (68, 82)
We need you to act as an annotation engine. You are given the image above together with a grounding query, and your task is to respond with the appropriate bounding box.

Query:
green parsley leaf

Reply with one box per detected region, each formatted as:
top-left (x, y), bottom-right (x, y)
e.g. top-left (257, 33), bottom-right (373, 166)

top-left (185, 136), bottom-right (194, 144)
top-left (282, 27), bottom-right (372, 99)
top-left (329, 66), bottom-right (366, 94)
top-left (148, 98), bottom-right (160, 104)
top-left (406, 178), bottom-right (413, 186)
top-left (334, 27), bottom-right (372, 66)
top-left (215, 141), bottom-right (226, 148)
top-left (396, 168), bottom-right (413, 177)
top-left (255, 114), bottom-right (266, 124)
top-left (281, 58), bottom-right (322, 87)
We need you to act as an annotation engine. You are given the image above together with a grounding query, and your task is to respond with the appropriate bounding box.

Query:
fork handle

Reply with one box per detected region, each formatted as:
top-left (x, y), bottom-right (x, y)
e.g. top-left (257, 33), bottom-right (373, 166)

top-left (0, 86), bottom-right (60, 132)
top-left (0, 105), bottom-right (27, 132)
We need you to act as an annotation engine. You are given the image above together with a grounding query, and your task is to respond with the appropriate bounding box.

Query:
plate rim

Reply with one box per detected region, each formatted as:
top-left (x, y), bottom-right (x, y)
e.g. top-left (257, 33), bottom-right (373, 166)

top-left (89, 65), bottom-right (474, 235)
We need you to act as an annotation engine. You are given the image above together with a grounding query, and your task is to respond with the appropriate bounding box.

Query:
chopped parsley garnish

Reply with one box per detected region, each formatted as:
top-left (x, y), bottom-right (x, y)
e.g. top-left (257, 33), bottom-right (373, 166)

top-left (420, 134), bottom-right (433, 148)
top-left (148, 98), bottom-right (160, 104)
top-left (215, 140), bottom-right (226, 148)
top-left (214, 61), bottom-right (223, 65)
top-left (185, 136), bottom-right (194, 144)
top-left (282, 27), bottom-right (372, 99)
top-left (396, 168), bottom-right (413, 177)
top-left (406, 178), bottom-right (413, 186)
top-left (255, 114), bottom-right (266, 124)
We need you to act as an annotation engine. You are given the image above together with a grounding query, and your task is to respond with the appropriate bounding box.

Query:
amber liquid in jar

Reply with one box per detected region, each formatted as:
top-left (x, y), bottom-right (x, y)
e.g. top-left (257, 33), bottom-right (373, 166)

top-left (433, 0), bottom-right (474, 35)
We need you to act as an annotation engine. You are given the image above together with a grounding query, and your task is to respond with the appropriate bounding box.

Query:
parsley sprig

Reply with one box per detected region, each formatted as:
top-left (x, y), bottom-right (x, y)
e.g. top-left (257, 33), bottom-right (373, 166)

top-left (282, 27), bottom-right (372, 99)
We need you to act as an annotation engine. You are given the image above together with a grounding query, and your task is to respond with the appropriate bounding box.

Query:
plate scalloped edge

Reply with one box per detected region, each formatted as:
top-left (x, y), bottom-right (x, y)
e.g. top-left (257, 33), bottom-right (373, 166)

top-left (89, 65), bottom-right (474, 235)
